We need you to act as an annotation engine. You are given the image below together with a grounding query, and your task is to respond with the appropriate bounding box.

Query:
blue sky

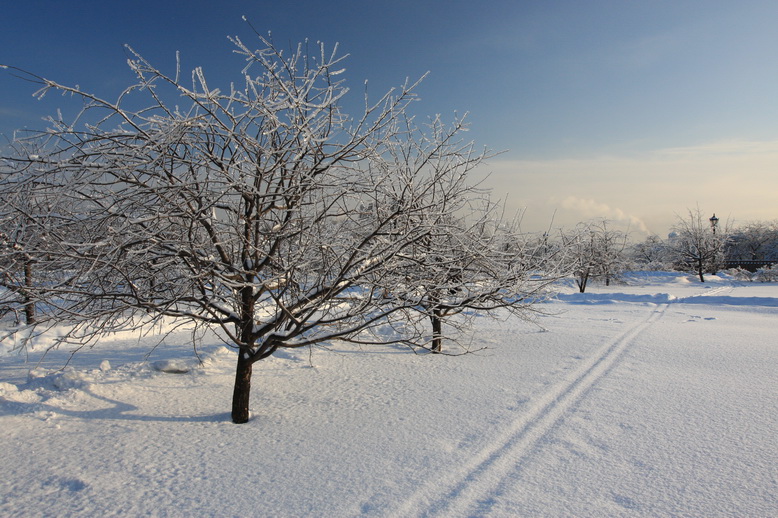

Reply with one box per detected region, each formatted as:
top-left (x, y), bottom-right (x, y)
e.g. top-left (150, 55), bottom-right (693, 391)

top-left (2, 1), bottom-right (777, 235)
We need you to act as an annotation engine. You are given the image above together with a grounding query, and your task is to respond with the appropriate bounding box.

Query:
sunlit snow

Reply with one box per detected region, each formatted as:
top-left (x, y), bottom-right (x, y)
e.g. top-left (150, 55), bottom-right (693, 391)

top-left (1, 272), bottom-right (776, 517)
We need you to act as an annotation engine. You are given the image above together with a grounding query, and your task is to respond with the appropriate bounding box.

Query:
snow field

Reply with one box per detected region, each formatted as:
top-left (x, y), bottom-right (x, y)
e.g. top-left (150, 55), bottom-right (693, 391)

top-left (0, 273), bottom-right (776, 517)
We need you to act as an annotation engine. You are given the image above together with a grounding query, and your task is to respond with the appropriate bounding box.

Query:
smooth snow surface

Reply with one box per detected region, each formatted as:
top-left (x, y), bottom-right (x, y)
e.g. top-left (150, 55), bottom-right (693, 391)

top-left (1, 272), bottom-right (776, 517)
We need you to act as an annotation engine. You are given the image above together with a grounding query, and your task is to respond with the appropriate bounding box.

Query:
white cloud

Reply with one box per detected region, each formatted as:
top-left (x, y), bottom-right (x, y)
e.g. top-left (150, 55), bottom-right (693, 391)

top-left (557, 196), bottom-right (650, 234)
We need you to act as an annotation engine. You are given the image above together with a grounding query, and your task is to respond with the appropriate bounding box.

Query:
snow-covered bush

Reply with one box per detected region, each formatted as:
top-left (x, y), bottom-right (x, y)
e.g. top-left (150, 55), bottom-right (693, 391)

top-left (755, 265), bottom-right (778, 282)
top-left (725, 267), bottom-right (754, 282)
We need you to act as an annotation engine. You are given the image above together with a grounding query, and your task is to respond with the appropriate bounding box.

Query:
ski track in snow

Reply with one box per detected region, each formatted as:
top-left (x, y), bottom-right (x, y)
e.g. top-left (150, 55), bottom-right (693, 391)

top-left (392, 302), bottom-right (669, 518)
top-left (685, 284), bottom-right (731, 299)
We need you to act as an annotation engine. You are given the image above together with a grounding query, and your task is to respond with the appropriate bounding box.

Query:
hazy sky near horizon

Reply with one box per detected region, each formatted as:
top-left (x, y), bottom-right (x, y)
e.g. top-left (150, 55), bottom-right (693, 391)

top-left (2, 1), bottom-right (777, 236)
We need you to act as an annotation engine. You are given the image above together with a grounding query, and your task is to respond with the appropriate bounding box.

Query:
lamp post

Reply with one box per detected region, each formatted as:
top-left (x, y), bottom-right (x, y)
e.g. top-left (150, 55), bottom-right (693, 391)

top-left (709, 213), bottom-right (719, 234)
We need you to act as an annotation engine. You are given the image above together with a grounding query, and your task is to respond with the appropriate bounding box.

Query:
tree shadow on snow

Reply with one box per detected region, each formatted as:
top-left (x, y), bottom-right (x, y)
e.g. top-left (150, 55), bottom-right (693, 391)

top-left (5, 386), bottom-right (231, 423)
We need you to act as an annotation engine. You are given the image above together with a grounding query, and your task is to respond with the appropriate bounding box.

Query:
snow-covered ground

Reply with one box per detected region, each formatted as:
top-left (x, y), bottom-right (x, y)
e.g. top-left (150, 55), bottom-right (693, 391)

top-left (1, 272), bottom-right (776, 517)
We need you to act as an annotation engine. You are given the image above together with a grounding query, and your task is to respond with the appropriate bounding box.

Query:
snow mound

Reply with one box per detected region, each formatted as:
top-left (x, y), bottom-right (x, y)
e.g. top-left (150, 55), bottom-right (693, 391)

top-left (151, 359), bottom-right (193, 373)
top-left (28, 367), bottom-right (90, 391)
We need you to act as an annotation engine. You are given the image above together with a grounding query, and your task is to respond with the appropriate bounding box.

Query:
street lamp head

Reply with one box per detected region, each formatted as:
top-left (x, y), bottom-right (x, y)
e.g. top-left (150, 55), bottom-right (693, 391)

top-left (710, 213), bottom-right (719, 233)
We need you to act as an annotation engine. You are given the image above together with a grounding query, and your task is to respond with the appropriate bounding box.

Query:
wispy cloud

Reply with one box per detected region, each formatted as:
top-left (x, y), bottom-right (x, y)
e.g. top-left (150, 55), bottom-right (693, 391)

top-left (655, 138), bottom-right (778, 159)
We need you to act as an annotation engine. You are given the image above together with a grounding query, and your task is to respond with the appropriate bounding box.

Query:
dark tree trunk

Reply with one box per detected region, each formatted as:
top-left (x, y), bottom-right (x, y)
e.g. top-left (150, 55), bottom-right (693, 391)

top-left (232, 285), bottom-right (256, 424)
top-left (577, 269), bottom-right (589, 293)
top-left (697, 259), bottom-right (705, 282)
top-left (23, 259), bottom-right (35, 325)
top-left (231, 352), bottom-right (253, 424)
top-left (430, 307), bottom-right (443, 354)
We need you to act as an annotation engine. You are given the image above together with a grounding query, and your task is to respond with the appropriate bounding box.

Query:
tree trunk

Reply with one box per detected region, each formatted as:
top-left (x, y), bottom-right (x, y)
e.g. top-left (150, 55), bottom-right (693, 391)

top-left (697, 259), bottom-right (705, 282)
top-left (232, 285), bottom-right (256, 423)
top-left (430, 308), bottom-right (443, 354)
top-left (23, 259), bottom-right (35, 325)
top-left (231, 352), bottom-right (253, 424)
top-left (577, 270), bottom-right (589, 293)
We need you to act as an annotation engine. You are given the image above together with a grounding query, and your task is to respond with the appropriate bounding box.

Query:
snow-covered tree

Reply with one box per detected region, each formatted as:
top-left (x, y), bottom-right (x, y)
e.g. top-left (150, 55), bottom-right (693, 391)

top-left (669, 207), bottom-right (728, 282)
top-left (0, 32), bottom-right (542, 423)
top-left (725, 221), bottom-right (778, 262)
top-left (0, 146), bottom-right (65, 325)
top-left (559, 224), bottom-right (594, 293)
top-left (0, 184), bottom-right (39, 325)
top-left (630, 234), bottom-right (672, 271)
top-left (590, 219), bottom-right (629, 286)
top-left (559, 219), bottom-right (629, 293)
top-left (375, 206), bottom-right (559, 354)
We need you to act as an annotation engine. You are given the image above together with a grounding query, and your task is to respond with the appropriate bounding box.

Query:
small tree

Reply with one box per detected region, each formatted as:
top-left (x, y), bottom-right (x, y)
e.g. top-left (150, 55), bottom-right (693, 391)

top-left (0, 149), bottom-right (61, 325)
top-left (377, 207), bottom-right (559, 354)
top-left (669, 207), bottom-right (728, 282)
top-left (559, 223), bottom-right (596, 293)
top-left (725, 220), bottom-right (778, 262)
top-left (0, 32), bottom-right (528, 423)
top-left (559, 219), bottom-right (628, 292)
top-left (590, 219), bottom-right (629, 286)
top-left (630, 234), bottom-right (672, 271)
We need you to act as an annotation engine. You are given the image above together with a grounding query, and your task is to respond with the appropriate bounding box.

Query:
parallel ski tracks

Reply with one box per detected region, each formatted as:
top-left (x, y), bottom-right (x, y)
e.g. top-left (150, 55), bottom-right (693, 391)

top-left (392, 303), bottom-right (669, 518)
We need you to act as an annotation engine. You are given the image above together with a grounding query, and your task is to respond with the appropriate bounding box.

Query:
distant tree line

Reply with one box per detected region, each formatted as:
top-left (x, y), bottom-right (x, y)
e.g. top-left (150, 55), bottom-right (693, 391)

top-left (527, 209), bottom-right (778, 290)
top-left (628, 210), bottom-right (778, 282)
